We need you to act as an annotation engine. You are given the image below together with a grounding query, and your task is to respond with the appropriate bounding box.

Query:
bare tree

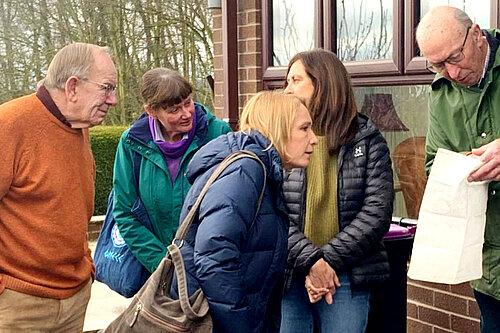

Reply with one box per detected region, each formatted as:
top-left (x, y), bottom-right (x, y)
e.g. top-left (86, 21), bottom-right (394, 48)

top-left (0, 0), bottom-right (215, 125)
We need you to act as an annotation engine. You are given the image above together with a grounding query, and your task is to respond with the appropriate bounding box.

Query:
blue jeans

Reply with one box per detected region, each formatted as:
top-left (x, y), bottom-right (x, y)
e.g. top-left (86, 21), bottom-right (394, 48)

top-left (280, 272), bottom-right (370, 333)
top-left (474, 290), bottom-right (500, 333)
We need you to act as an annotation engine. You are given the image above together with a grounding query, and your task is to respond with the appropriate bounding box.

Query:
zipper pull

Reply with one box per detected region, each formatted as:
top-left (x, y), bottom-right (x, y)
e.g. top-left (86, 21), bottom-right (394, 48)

top-left (129, 302), bottom-right (142, 327)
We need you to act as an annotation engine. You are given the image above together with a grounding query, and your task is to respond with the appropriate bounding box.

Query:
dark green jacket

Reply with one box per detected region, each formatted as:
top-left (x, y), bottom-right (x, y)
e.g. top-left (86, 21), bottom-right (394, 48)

top-left (425, 29), bottom-right (500, 300)
top-left (112, 104), bottom-right (231, 272)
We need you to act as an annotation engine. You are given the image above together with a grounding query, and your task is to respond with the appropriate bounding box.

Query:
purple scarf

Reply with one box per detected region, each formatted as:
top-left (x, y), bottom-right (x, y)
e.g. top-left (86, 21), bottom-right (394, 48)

top-left (148, 111), bottom-right (197, 180)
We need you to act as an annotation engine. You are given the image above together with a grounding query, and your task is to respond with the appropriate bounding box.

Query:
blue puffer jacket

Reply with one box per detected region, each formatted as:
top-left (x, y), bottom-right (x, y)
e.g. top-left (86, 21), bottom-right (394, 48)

top-left (171, 131), bottom-right (290, 333)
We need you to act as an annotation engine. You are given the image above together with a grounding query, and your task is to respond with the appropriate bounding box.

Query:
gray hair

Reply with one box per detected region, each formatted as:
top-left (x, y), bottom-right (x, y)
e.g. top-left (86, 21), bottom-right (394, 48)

top-left (41, 43), bottom-right (111, 90)
top-left (452, 7), bottom-right (473, 29)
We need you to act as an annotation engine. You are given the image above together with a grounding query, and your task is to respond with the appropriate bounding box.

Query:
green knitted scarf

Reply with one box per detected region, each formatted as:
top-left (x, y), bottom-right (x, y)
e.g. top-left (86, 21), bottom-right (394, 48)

top-left (304, 136), bottom-right (339, 247)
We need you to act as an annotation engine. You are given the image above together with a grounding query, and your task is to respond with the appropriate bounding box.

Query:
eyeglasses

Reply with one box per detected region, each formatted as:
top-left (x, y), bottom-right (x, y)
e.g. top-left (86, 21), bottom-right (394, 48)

top-left (84, 79), bottom-right (117, 96)
top-left (426, 26), bottom-right (470, 73)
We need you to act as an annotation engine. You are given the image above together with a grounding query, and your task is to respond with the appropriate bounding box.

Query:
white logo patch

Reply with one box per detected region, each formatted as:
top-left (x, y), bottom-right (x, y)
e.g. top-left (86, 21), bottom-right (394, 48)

top-left (111, 224), bottom-right (127, 248)
top-left (354, 146), bottom-right (363, 158)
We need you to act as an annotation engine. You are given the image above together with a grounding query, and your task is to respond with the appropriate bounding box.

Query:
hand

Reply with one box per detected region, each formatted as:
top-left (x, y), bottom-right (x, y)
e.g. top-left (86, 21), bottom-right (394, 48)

top-left (306, 259), bottom-right (341, 304)
top-left (468, 138), bottom-right (500, 182)
top-left (305, 275), bottom-right (328, 303)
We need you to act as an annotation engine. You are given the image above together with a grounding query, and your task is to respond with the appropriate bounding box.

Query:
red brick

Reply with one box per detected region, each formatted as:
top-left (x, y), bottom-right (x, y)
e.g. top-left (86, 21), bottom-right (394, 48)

top-left (408, 284), bottom-right (434, 306)
top-left (214, 107), bottom-right (225, 119)
top-left (213, 42), bottom-right (223, 56)
top-left (213, 29), bottom-right (222, 42)
top-left (239, 68), bottom-right (247, 81)
top-left (408, 279), bottom-right (451, 292)
top-left (467, 299), bottom-right (481, 318)
top-left (214, 95), bottom-right (224, 109)
top-left (450, 283), bottom-right (475, 298)
top-left (239, 24), bottom-right (260, 39)
top-left (239, 81), bottom-right (259, 94)
top-left (213, 69), bottom-right (224, 81)
top-left (407, 318), bottom-right (432, 333)
top-left (213, 56), bottom-right (223, 69)
top-left (239, 0), bottom-right (259, 11)
top-left (247, 10), bottom-right (261, 24)
top-left (239, 53), bottom-right (260, 67)
top-left (418, 306), bottom-right (450, 329)
top-left (433, 328), bottom-right (453, 333)
top-left (450, 315), bottom-right (480, 333)
top-left (237, 12), bottom-right (246, 25)
top-left (212, 14), bottom-right (222, 29)
top-left (434, 291), bottom-right (468, 315)
top-left (407, 302), bottom-right (418, 319)
top-left (246, 39), bottom-right (262, 53)
top-left (238, 40), bottom-right (246, 54)
top-left (246, 67), bottom-right (261, 81)
top-left (214, 82), bottom-right (223, 95)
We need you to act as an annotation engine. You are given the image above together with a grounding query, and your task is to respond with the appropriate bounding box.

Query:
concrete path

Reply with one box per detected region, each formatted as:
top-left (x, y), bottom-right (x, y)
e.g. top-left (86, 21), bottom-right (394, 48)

top-left (83, 241), bottom-right (133, 332)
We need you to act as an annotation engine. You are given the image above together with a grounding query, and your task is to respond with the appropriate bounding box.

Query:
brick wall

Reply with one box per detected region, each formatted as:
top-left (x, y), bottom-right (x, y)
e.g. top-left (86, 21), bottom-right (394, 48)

top-left (407, 278), bottom-right (481, 332)
top-left (211, 1), bottom-right (262, 120)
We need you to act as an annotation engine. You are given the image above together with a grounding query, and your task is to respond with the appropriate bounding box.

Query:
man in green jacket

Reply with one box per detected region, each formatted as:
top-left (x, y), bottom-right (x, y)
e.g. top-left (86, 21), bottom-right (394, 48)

top-left (417, 6), bottom-right (500, 332)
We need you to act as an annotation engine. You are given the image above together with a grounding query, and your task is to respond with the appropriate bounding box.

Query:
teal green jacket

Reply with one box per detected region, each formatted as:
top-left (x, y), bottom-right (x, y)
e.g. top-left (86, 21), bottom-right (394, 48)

top-left (112, 104), bottom-right (231, 273)
top-left (425, 29), bottom-right (500, 300)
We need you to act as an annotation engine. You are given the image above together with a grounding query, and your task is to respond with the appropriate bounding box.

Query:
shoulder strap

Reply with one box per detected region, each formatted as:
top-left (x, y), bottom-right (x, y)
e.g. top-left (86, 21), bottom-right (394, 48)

top-left (173, 150), bottom-right (266, 243)
top-left (132, 150), bottom-right (142, 190)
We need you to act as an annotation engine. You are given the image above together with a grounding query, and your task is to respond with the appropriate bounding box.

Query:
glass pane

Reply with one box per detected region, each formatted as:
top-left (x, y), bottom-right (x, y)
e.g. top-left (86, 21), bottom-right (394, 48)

top-left (337, 0), bottom-right (393, 62)
top-left (420, 1), bottom-right (490, 29)
top-left (272, 0), bottom-right (315, 66)
top-left (354, 85), bottom-right (429, 219)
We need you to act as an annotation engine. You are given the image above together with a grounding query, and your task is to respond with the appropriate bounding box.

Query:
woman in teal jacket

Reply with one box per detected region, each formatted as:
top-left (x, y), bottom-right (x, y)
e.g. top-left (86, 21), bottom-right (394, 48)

top-left (112, 68), bottom-right (231, 273)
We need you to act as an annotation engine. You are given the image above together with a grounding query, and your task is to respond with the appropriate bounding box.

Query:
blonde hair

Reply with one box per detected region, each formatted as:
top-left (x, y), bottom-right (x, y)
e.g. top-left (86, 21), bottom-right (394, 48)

top-left (42, 43), bottom-right (111, 89)
top-left (239, 90), bottom-right (304, 160)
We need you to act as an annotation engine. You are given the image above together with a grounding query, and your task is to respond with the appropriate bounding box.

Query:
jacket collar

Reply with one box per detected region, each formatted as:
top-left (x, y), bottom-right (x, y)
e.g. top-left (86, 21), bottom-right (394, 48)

top-left (128, 103), bottom-right (210, 146)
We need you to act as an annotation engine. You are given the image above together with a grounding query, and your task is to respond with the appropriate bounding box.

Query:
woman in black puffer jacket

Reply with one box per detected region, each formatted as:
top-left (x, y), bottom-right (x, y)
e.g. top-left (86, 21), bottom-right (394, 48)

top-left (280, 49), bottom-right (394, 333)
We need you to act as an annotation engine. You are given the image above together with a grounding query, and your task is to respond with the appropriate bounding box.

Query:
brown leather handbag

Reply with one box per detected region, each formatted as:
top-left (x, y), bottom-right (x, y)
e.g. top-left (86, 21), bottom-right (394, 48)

top-left (104, 150), bottom-right (266, 332)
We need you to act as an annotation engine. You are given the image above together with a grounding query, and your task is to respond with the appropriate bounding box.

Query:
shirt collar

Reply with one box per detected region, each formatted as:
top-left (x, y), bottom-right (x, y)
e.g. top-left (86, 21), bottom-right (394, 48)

top-left (35, 85), bottom-right (72, 127)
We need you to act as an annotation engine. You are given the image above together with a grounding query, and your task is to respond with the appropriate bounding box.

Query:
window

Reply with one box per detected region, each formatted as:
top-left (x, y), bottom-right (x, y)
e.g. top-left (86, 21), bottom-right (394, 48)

top-left (337, 0), bottom-right (394, 61)
top-left (272, 0), bottom-right (316, 66)
top-left (354, 85), bottom-right (429, 219)
top-left (263, 0), bottom-right (497, 87)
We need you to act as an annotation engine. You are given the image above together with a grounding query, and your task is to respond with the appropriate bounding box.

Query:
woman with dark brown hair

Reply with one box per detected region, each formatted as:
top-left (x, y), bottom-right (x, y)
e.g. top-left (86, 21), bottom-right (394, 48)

top-left (280, 49), bottom-right (394, 332)
top-left (112, 68), bottom-right (231, 282)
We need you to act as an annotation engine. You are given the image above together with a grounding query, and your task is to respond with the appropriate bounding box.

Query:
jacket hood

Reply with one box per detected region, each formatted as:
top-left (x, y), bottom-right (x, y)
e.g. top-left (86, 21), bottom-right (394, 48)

top-left (350, 113), bottom-right (379, 144)
top-left (127, 103), bottom-right (212, 145)
top-left (186, 130), bottom-right (283, 185)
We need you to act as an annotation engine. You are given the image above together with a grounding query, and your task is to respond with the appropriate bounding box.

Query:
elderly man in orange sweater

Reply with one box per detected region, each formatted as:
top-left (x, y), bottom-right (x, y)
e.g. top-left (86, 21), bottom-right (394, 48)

top-left (0, 43), bottom-right (117, 332)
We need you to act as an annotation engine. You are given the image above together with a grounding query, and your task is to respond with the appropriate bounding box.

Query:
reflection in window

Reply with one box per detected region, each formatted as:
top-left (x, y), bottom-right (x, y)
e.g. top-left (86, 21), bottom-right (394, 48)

top-left (337, 0), bottom-right (393, 61)
top-left (354, 85), bottom-right (428, 218)
top-left (420, 1), bottom-right (490, 29)
top-left (272, 0), bottom-right (315, 66)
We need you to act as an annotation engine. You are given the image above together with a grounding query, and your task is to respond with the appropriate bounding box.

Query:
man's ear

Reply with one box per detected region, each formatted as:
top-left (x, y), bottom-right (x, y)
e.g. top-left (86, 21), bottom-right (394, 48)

top-left (144, 105), bottom-right (157, 119)
top-left (65, 76), bottom-right (79, 103)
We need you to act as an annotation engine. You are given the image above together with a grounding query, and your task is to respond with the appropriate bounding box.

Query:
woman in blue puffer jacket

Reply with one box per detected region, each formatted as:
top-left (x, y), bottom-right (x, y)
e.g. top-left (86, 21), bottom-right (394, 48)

top-left (172, 90), bottom-right (318, 333)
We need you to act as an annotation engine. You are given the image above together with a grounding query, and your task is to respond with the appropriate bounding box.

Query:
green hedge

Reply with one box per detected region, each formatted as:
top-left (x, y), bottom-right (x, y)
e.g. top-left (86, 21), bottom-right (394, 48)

top-left (90, 126), bottom-right (128, 215)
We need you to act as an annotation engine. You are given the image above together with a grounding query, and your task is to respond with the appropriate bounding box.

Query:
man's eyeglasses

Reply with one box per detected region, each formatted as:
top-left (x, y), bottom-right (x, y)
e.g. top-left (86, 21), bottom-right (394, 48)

top-left (426, 26), bottom-right (470, 73)
top-left (85, 79), bottom-right (117, 96)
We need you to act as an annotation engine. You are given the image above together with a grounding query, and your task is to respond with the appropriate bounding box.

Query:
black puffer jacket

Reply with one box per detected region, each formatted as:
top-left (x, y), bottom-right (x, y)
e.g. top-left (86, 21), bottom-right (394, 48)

top-left (283, 114), bottom-right (394, 289)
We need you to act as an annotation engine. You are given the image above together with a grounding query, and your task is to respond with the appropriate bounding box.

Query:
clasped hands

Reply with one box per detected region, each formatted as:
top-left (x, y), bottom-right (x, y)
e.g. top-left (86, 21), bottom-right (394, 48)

top-left (304, 258), bottom-right (340, 304)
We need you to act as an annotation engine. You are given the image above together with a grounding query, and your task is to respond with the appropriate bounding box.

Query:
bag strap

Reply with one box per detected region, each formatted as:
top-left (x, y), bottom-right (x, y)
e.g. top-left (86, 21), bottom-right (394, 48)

top-left (173, 150), bottom-right (266, 242)
top-left (170, 150), bottom-right (267, 320)
top-left (132, 150), bottom-right (142, 190)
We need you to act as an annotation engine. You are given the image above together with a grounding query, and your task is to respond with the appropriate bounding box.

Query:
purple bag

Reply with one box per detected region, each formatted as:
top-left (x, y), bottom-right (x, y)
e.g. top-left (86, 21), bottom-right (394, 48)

top-left (383, 223), bottom-right (416, 240)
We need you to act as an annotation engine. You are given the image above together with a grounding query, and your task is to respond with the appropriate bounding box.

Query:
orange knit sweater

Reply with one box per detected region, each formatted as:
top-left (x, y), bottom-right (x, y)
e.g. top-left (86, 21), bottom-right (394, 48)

top-left (0, 93), bottom-right (95, 299)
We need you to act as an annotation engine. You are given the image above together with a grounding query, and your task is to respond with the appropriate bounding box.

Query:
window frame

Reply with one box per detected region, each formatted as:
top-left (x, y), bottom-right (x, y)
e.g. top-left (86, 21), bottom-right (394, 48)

top-left (262, 0), bottom-right (499, 88)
